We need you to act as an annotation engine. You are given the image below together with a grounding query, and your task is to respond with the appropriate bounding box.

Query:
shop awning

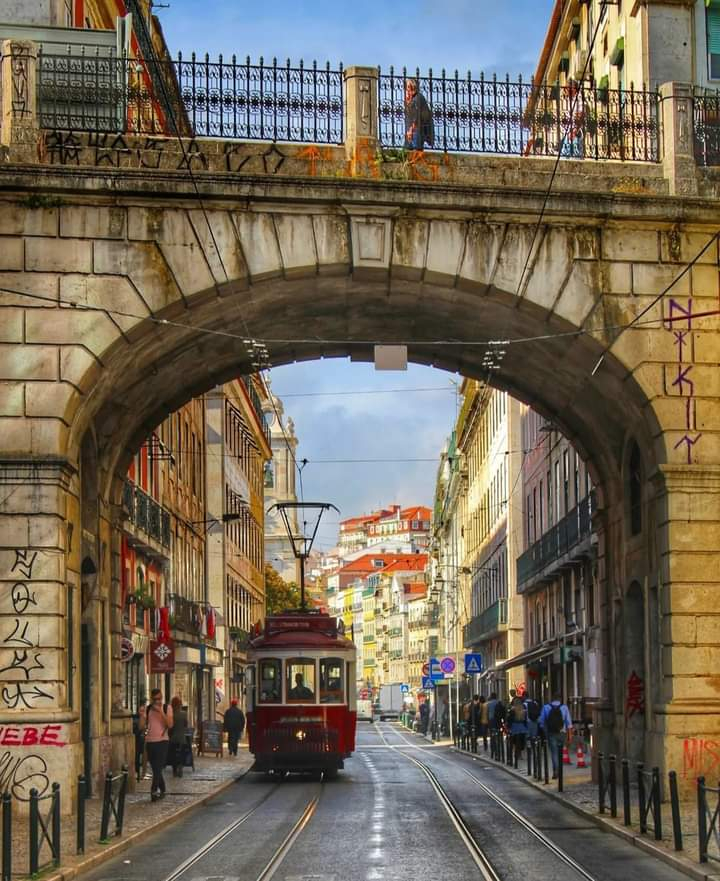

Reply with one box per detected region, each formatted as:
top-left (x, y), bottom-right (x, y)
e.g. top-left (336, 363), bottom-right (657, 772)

top-left (497, 643), bottom-right (555, 672)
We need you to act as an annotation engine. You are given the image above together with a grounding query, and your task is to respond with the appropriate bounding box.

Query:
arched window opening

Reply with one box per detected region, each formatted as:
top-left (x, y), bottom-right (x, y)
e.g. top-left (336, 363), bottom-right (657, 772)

top-left (629, 443), bottom-right (643, 536)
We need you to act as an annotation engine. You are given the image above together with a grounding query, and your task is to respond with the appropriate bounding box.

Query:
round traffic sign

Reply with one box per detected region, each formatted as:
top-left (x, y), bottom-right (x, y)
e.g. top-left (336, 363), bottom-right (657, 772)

top-left (440, 656), bottom-right (456, 674)
top-left (421, 662), bottom-right (430, 676)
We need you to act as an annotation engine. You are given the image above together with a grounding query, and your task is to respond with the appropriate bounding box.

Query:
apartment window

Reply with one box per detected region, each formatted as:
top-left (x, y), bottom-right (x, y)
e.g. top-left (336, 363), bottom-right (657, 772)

top-left (538, 479), bottom-right (544, 534)
top-left (554, 461), bottom-right (561, 523)
top-left (64, 0), bottom-right (73, 26)
top-left (532, 487), bottom-right (538, 542)
top-left (563, 450), bottom-right (569, 515)
top-left (526, 494), bottom-right (532, 545)
top-left (547, 471), bottom-right (552, 526)
top-left (574, 453), bottom-right (580, 507)
top-left (709, 1), bottom-right (720, 79)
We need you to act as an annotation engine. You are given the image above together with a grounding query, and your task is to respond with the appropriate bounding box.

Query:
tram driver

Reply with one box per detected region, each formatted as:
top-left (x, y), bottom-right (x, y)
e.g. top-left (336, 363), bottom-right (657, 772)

top-left (289, 672), bottom-right (314, 700)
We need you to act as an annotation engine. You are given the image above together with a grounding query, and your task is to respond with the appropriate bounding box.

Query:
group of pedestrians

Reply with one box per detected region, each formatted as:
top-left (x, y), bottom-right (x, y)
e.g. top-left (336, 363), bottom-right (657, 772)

top-left (133, 691), bottom-right (247, 801)
top-left (462, 691), bottom-right (573, 778)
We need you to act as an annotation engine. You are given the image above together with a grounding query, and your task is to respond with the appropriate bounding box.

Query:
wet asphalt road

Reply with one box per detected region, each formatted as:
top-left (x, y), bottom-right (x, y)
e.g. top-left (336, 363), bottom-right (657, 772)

top-left (79, 723), bottom-right (693, 881)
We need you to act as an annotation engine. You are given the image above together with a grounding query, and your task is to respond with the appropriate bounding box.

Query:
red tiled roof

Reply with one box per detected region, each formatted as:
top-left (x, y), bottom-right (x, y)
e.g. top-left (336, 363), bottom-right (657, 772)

top-left (378, 555), bottom-right (428, 573)
top-left (338, 553), bottom-right (407, 574)
top-left (400, 505), bottom-right (432, 521)
top-left (403, 581), bottom-right (427, 596)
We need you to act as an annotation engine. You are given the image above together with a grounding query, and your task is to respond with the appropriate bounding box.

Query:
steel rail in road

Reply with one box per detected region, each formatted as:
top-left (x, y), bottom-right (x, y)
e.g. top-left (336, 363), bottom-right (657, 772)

top-left (160, 779), bottom-right (321, 881)
top-left (376, 723), bottom-right (600, 881)
top-left (375, 724), bottom-right (499, 881)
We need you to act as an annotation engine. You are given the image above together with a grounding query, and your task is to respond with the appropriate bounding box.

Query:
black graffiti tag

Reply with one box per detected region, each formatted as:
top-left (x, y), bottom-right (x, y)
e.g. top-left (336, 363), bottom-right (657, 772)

top-left (10, 582), bottom-right (36, 614)
top-left (11, 549), bottom-right (37, 579)
top-left (0, 650), bottom-right (44, 680)
top-left (0, 751), bottom-right (49, 801)
top-left (89, 132), bottom-right (131, 167)
top-left (1, 684), bottom-right (53, 710)
top-left (4, 618), bottom-right (32, 647)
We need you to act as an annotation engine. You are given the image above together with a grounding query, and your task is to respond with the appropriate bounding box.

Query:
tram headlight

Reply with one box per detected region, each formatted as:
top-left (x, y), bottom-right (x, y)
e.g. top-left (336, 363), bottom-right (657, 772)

top-left (295, 729), bottom-right (307, 741)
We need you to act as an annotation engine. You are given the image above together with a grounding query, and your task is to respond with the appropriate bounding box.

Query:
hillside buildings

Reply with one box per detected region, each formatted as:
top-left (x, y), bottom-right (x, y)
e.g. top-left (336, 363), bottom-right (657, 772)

top-left (337, 505), bottom-right (431, 557)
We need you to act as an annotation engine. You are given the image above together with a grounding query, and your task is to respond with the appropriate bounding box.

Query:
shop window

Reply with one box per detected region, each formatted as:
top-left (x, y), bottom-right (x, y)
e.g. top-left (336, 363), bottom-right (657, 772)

top-left (258, 658), bottom-right (281, 703)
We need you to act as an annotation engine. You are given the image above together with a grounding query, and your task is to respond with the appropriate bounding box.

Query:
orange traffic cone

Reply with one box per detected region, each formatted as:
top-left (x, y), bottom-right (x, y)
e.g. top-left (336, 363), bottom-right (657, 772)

top-left (562, 744), bottom-right (572, 765)
top-left (576, 744), bottom-right (587, 768)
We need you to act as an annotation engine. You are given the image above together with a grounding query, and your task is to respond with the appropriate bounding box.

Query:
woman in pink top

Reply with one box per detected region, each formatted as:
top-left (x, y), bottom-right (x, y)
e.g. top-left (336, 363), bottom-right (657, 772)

top-left (145, 688), bottom-right (173, 800)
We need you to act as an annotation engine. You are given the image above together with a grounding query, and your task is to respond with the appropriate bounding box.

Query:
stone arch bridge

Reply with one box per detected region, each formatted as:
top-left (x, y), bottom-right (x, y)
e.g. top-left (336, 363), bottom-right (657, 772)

top-left (0, 56), bottom-right (718, 804)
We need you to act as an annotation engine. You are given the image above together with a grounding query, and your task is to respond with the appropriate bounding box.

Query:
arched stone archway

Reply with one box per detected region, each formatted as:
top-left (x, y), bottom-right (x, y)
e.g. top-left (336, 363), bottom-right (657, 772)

top-left (0, 158), bottom-right (718, 802)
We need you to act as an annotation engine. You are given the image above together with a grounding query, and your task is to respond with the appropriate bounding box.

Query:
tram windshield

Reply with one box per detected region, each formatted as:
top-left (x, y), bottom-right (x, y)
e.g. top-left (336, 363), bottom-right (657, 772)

top-left (319, 658), bottom-right (344, 703)
top-left (286, 659), bottom-right (316, 702)
top-left (258, 658), bottom-right (281, 703)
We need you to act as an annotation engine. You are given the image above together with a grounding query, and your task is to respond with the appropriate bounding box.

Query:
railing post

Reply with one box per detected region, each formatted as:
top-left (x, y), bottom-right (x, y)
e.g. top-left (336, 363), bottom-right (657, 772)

top-left (77, 775), bottom-right (86, 855)
top-left (117, 766), bottom-right (128, 836)
top-left (343, 66), bottom-right (379, 173)
top-left (637, 763), bottom-right (647, 834)
top-left (609, 755), bottom-right (617, 818)
top-left (0, 39), bottom-right (39, 159)
top-left (598, 752), bottom-right (606, 813)
top-left (52, 782), bottom-right (61, 866)
top-left (558, 744), bottom-right (564, 793)
top-left (651, 767), bottom-right (662, 841)
top-left (100, 771), bottom-right (113, 842)
top-left (668, 770), bottom-right (683, 851)
top-left (622, 759), bottom-right (631, 826)
top-left (1, 792), bottom-right (11, 881)
top-left (697, 776), bottom-right (707, 863)
top-left (543, 737), bottom-right (549, 785)
top-left (659, 81), bottom-right (698, 196)
top-left (29, 788), bottom-right (39, 877)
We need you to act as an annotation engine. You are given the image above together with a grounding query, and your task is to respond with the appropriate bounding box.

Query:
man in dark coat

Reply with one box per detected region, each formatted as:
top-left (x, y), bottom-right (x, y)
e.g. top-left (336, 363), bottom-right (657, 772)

top-left (404, 79), bottom-right (434, 150)
top-left (223, 698), bottom-right (245, 756)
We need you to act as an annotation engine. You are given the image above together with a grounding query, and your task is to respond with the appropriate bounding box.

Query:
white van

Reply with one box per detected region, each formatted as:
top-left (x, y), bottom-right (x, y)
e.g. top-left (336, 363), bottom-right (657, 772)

top-left (356, 699), bottom-right (374, 722)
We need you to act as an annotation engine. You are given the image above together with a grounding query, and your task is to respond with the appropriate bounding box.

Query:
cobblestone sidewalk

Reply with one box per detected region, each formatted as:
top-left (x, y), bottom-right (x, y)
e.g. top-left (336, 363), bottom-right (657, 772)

top-left (12, 748), bottom-right (253, 881)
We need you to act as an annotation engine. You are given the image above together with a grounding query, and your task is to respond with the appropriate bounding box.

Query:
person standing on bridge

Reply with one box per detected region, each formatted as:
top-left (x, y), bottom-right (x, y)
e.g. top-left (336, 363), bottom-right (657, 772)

top-left (404, 78), bottom-right (434, 151)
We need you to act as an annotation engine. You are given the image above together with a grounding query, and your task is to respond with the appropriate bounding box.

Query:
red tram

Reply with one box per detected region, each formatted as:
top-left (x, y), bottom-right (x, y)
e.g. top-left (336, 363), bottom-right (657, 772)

top-left (246, 610), bottom-right (357, 778)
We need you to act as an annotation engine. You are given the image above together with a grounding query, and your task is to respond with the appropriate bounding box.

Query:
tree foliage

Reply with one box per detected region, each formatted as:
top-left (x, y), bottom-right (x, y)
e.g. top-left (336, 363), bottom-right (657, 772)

top-left (265, 563), bottom-right (301, 614)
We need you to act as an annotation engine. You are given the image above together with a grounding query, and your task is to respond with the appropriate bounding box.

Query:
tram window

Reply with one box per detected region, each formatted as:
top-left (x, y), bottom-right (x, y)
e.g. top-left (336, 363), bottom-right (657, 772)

top-left (286, 659), bottom-right (316, 702)
top-left (319, 658), bottom-right (344, 703)
top-left (258, 659), bottom-right (281, 703)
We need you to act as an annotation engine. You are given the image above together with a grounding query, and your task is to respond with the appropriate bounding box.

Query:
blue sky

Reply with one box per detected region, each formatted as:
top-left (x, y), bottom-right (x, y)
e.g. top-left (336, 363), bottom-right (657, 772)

top-left (158, 2), bottom-right (555, 548)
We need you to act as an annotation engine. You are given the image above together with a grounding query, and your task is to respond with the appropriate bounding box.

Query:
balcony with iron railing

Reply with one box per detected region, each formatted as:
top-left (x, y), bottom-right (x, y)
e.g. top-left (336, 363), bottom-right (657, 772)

top-left (123, 478), bottom-right (171, 548)
top-left (463, 598), bottom-right (508, 647)
top-left (240, 376), bottom-right (271, 448)
top-left (516, 493), bottom-right (593, 589)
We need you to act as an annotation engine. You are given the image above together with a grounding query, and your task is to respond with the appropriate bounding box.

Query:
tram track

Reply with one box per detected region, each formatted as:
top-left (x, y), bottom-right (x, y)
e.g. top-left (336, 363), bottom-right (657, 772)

top-left (375, 722), bottom-right (600, 881)
top-left (160, 778), bottom-right (324, 881)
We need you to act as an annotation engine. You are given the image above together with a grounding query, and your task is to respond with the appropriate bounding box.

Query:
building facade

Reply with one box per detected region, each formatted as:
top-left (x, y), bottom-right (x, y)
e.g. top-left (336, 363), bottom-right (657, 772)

top-left (262, 391), bottom-right (299, 584)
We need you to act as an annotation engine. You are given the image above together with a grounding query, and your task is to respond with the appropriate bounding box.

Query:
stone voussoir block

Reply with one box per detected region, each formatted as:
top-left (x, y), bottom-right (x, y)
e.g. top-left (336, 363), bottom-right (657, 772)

top-left (25, 237), bottom-right (92, 274)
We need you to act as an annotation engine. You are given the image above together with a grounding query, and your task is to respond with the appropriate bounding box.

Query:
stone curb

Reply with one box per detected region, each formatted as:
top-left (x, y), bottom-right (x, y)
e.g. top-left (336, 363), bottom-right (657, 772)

top-left (40, 769), bottom-right (250, 881)
top-left (452, 747), bottom-right (720, 881)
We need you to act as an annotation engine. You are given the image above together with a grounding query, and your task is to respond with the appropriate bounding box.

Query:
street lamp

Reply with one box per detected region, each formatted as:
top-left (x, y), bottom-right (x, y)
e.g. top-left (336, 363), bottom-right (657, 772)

top-left (189, 511), bottom-right (245, 531)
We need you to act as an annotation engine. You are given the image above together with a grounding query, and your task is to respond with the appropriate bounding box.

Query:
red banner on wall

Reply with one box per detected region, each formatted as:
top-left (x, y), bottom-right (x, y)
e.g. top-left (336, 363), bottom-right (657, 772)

top-left (149, 637), bottom-right (175, 673)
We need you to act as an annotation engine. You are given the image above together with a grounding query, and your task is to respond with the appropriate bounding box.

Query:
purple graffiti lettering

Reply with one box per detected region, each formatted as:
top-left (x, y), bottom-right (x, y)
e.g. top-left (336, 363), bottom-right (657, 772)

top-left (685, 398), bottom-right (696, 431)
top-left (665, 297), bottom-right (694, 331)
top-left (672, 330), bottom-right (690, 362)
top-left (671, 364), bottom-right (695, 397)
top-left (674, 433), bottom-right (703, 464)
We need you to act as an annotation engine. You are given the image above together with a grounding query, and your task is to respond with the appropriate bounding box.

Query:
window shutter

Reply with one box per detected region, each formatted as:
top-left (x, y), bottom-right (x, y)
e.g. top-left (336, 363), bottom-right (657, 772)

top-left (708, 3), bottom-right (720, 55)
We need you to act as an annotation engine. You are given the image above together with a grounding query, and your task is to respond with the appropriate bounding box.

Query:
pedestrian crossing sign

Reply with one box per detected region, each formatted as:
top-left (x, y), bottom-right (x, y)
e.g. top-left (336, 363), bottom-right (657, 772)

top-left (421, 676), bottom-right (435, 690)
top-left (464, 653), bottom-right (483, 674)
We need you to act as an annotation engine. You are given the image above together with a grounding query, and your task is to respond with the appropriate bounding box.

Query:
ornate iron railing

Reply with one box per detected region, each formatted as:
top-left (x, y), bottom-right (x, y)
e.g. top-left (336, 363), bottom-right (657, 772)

top-left (37, 49), bottom-right (343, 142)
top-left (693, 91), bottom-right (720, 166)
top-left (463, 598), bottom-right (508, 647)
top-left (122, 479), bottom-right (171, 549)
top-left (378, 67), bottom-right (660, 161)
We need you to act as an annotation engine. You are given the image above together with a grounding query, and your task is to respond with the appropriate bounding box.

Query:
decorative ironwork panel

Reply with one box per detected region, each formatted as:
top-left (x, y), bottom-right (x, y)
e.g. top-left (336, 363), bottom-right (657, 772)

top-left (175, 55), bottom-right (343, 142)
top-left (693, 91), bottom-right (720, 166)
top-left (378, 67), bottom-right (659, 162)
top-left (38, 50), bottom-right (343, 143)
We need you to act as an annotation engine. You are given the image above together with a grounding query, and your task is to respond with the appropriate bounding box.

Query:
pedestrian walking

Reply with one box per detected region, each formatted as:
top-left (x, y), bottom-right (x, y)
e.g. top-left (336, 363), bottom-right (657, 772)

top-left (524, 694), bottom-right (542, 741)
top-left (508, 696), bottom-right (528, 763)
top-left (404, 78), bottom-right (434, 150)
top-left (477, 695), bottom-right (489, 751)
top-left (223, 698), bottom-right (245, 756)
top-left (145, 688), bottom-right (173, 801)
top-left (539, 692), bottom-right (572, 779)
top-left (419, 700), bottom-right (430, 735)
top-left (169, 696), bottom-right (189, 778)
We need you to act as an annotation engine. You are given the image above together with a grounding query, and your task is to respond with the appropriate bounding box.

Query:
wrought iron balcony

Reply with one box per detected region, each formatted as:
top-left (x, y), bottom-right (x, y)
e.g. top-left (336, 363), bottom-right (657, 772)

top-left (516, 494), bottom-right (593, 588)
top-left (463, 598), bottom-right (508, 647)
top-left (240, 375), bottom-right (271, 448)
top-left (123, 479), bottom-right (171, 548)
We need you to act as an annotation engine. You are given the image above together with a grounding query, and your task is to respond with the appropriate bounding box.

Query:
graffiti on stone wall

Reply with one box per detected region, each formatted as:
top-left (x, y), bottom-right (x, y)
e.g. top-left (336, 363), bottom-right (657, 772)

top-left (683, 737), bottom-right (720, 780)
top-left (664, 297), bottom-right (702, 463)
top-left (10, 49), bottom-right (30, 119)
top-left (624, 669), bottom-right (645, 719)
top-left (1, 548), bottom-right (54, 710)
top-left (0, 752), bottom-right (50, 800)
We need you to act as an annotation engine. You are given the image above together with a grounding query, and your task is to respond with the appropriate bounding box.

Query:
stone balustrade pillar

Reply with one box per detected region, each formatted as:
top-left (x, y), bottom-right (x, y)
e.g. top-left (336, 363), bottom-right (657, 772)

top-left (0, 39), bottom-right (40, 161)
top-left (660, 81), bottom-right (699, 197)
top-left (343, 66), bottom-right (379, 175)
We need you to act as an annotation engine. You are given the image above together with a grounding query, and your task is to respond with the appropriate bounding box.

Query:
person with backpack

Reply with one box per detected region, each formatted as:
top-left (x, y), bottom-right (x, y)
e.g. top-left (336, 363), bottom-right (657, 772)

top-left (524, 695), bottom-right (541, 741)
top-left (508, 696), bottom-right (528, 763)
top-left (145, 688), bottom-right (173, 800)
top-left (540, 692), bottom-right (572, 778)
